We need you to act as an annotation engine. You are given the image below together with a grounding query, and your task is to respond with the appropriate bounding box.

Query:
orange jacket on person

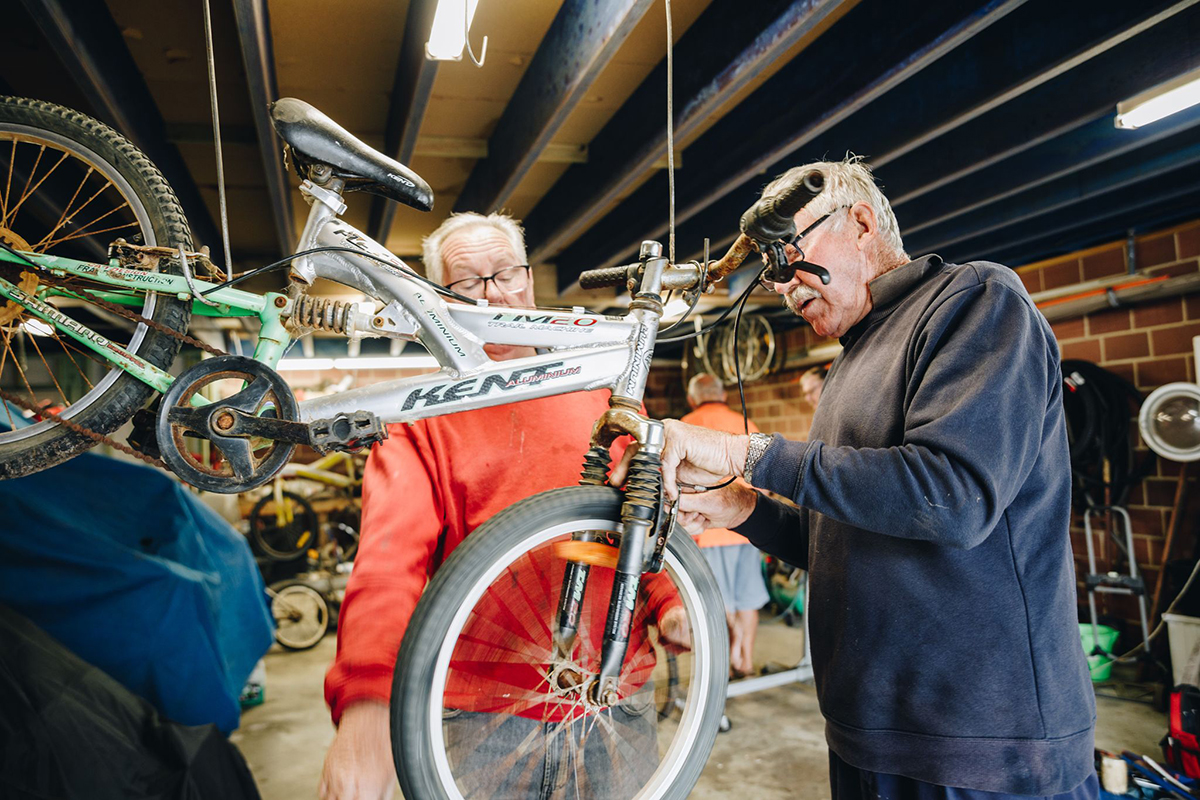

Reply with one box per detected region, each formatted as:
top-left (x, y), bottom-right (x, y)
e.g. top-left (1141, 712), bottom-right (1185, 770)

top-left (323, 390), bottom-right (682, 724)
top-left (679, 402), bottom-right (760, 548)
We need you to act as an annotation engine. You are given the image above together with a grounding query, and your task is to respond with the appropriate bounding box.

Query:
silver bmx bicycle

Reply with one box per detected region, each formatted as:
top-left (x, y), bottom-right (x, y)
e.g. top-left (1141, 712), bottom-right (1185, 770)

top-left (0, 95), bottom-right (824, 799)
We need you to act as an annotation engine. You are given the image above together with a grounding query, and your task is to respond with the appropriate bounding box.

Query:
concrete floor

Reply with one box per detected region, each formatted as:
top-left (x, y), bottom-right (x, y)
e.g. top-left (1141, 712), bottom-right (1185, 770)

top-left (232, 616), bottom-right (1167, 799)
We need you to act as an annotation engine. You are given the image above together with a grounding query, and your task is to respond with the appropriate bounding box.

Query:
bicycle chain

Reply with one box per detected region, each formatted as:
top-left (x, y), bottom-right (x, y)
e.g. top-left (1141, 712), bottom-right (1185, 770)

top-left (0, 385), bottom-right (167, 470)
top-left (2, 259), bottom-right (234, 470)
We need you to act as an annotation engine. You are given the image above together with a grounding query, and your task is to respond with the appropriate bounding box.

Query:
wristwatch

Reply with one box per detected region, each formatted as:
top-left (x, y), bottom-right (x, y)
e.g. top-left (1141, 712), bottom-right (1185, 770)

top-left (743, 433), bottom-right (773, 485)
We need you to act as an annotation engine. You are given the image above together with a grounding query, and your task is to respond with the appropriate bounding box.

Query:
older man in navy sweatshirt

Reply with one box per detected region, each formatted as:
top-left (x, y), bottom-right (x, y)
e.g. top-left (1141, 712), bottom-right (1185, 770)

top-left (660, 158), bottom-right (1097, 798)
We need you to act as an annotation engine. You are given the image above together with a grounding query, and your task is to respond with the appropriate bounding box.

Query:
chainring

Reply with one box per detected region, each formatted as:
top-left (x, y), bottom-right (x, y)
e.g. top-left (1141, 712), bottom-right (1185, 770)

top-left (155, 355), bottom-right (298, 493)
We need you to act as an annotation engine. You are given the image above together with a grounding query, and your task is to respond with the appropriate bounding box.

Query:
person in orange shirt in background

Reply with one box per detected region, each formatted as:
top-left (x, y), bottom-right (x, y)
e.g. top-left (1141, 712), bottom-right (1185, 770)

top-left (799, 364), bottom-right (827, 409)
top-left (680, 374), bottom-right (768, 679)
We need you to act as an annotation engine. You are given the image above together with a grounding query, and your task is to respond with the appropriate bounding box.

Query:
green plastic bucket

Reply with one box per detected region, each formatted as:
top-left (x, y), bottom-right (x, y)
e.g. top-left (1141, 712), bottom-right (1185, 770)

top-left (1080, 623), bottom-right (1119, 682)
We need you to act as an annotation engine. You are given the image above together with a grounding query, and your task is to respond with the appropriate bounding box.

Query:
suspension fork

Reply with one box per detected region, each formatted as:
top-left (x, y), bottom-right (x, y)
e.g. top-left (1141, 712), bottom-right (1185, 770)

top-left (583, 404), bottom-right (665, 707)
top-left (553, 444), bottom-right (616, 658)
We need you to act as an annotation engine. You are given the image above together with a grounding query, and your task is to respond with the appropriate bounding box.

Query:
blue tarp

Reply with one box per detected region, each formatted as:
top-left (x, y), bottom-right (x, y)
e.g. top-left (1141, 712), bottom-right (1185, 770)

top-left (0, 442), bottom-right (273, 734)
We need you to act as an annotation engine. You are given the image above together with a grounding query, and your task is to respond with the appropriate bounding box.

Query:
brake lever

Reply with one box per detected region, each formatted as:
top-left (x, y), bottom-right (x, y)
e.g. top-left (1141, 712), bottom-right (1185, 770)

top-left (761, 241), bottom-right (832, 286)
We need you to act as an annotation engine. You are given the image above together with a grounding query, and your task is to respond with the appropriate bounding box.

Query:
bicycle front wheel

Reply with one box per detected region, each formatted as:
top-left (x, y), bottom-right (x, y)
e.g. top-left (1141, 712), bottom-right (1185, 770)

top-left (391, 485), bottom-right (728, 800)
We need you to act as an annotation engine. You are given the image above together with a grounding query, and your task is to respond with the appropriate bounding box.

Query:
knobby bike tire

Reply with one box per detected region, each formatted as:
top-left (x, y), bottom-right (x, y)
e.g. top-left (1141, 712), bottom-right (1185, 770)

top-left (390, 485), bottom-right (728, 800)
top-left (250, 490), bottom-right (320, 562)
top-left (0, 97), bottom-right (192, 479)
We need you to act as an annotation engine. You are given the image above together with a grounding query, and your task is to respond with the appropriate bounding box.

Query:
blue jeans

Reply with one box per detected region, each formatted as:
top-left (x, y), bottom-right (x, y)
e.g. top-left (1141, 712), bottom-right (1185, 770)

top-left (829, 750), bottom-right (1100, 800)
top-left (442, 690), bottom-right (658, 799)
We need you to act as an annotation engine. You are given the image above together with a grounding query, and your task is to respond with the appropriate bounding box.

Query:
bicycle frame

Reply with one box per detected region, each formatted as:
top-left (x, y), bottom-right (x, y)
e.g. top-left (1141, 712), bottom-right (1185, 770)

top-left (0, 177), bottom-right (663, 425)
top-left (0, 174), bottom-right (676, 705)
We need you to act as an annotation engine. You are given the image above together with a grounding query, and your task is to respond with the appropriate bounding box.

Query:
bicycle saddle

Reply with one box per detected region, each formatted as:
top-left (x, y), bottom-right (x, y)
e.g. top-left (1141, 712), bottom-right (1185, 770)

top-left (269, 97), bottom-right (433, 212)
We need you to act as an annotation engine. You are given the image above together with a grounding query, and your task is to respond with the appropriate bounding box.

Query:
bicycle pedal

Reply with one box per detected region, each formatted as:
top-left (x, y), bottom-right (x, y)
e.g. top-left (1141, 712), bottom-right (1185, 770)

top-left (126, 405), bottom-right (161, 459)
top-left (309, 410), bottom-right (388, 453)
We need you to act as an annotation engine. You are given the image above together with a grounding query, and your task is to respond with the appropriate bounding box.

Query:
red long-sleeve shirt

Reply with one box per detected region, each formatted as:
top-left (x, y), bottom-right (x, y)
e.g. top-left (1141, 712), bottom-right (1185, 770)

top-left (324, 390), bottom-right (681, 724)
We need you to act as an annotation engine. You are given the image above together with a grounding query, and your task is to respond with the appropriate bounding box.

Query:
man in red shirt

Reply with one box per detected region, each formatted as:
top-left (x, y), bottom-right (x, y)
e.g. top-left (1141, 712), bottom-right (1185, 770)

top-left (318, 212), bottom-right (688, 800)
top-left (679, 374), bottom-right (767, 678)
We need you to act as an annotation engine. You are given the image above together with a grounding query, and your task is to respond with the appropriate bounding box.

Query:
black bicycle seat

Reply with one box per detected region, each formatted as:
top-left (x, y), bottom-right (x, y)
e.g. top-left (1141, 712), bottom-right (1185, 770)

top-left (269, 97), bottom-right (433, 212)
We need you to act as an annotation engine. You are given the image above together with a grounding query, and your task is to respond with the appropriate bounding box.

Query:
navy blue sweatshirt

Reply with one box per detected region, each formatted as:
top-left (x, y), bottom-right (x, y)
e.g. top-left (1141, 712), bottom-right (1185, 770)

top-left (737, 255), bottom-right (1094, 794)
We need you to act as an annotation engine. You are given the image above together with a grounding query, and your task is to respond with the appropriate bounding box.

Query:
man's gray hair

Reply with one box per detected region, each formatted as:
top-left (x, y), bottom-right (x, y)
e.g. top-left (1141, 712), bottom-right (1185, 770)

top-left (687, 373), bottom-right (727, 406)
top-left (763, 155), bottom-right (907, 260)
top-left (421, 211), bottom-right (528, 285)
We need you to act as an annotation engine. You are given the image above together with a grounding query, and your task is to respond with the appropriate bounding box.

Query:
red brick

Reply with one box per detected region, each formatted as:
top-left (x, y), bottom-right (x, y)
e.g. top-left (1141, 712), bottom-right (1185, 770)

top-left (1106, 362), bottom-right (1135, 385)
top-left (1135, 233), bottom-right (1177, 270)
top-left (1133, 535), bottom-right (1163, 568)
top-left (1128, 507), bottom-right (1164, 536)
top-left (1126, 484), bottom-right (1145, 506)
top-left (1151, 321), bottom-right (1200, 355)
top-left (1178, 226), bottom-right (1200, 259)
top-left (1137, 356), bottom-right (1189, 388)
top-left (1161, 459), bottom-right (1186, 478)
top-left (1042, 259), bottom-right (1083, 291)
top-left (1144, 478), bottom-right (1181, 507)
top-left (1051, 317), bottom-right (1086, 341)
top-left (1082, 248), bottom-right (1127, 281)
top-left (1061, 339), bottom-right (1101, 362)
top-left (1132, 298), bottom-right (1185, 328)
top-left (1019, 268), bottom-right (1044, 295)
top-left (1087, 308), bottom-right (1131, 335)
top-left (1147, 262), bottom-right (1199, 278)
top-left (1187, 295), bottom-right (1200, 320)
top-left (1103, 331), bottom-right (1149, 361)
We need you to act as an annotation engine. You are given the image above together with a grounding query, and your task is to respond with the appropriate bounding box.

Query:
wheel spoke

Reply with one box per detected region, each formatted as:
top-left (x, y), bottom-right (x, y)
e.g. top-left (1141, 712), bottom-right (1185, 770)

top-left (9, 150), bottom-right (71, 230)
top-left (39, 202), bottom-right (133, 249)
top-left (33, 172), bottom-right (110, 252)
top-left (6, 144), bottom-right (44, 228)
top-left (24, 328), bottom-right (69, 407)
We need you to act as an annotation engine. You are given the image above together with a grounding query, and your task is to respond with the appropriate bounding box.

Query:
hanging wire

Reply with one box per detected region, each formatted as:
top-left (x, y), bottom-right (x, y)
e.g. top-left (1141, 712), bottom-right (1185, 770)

top-left (665, 0), bottom-right (676, 265)
top-left (201, 0), bottom-right (234, 278)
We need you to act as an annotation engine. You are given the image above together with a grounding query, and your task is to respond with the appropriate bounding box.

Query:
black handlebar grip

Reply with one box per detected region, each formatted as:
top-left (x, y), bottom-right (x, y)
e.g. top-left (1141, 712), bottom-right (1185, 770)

top-left (771, 169), bottom-right (825, 218)
top-left (740, 169), bottom-right (825, 244)
top-left (579, 265), bottom-right (631, 290)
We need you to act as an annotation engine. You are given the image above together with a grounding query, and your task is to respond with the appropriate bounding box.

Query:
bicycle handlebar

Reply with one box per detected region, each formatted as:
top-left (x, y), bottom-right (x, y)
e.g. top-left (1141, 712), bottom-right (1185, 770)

top-left (579, 264), bottom-right (631, 290)
top-left (576, 169), bottom-right (825, 295)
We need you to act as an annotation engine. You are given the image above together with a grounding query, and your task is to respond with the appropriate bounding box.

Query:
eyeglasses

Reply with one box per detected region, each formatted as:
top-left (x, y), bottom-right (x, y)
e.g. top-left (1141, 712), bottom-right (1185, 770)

top-left (445, 265), bottom-right (532, 298)
top-left (759, 208), bottom-right (843, 290)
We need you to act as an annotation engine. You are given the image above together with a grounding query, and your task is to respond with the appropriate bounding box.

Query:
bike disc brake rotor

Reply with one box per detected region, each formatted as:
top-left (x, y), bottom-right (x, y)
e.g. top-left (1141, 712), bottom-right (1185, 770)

top-left (156, 355), bottom-right (297, 493)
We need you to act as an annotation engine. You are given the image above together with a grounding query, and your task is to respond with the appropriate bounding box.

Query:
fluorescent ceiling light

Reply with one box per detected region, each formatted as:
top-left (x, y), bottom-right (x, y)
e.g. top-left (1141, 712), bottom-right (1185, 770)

top-left (21, 318), bottom-right (54, 337)
top-left (331, 356), bottom-right (440, 370)
top-left (276, 358), bottom-right (335, 371)
top-left (1116, 66), bottom-right (1200, 129)
top-left (426, 0), bottom-right (481, 60)
top-left (662, 298), bottom-right (690, 320)
top-left (275, 356), bottom-right (441, 372)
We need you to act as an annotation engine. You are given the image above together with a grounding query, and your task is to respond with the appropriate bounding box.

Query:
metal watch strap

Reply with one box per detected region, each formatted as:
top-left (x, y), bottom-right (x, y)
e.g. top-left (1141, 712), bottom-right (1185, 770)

top-left (743, 432), bottom-right (773, 485)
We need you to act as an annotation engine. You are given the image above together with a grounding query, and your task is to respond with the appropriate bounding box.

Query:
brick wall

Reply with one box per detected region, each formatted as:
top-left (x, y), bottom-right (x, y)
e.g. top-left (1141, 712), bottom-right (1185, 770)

top-left (644, 219), bottom-right (1200, 627)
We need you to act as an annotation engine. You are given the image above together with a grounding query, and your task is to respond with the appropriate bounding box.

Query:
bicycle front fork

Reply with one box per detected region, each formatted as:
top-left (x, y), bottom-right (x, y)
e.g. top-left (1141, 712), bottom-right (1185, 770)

top-left (553, 405), bottom-right (667, 707)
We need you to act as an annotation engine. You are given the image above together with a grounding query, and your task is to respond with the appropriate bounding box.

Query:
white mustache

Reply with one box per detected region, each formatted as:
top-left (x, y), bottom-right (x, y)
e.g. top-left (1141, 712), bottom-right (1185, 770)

top-left (784, 284), bottom-right (822, 314)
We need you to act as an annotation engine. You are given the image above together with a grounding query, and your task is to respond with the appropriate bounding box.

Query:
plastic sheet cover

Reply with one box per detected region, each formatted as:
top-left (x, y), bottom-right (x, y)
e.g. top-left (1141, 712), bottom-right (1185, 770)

top-left (0, 445), bottom-right (273, 734)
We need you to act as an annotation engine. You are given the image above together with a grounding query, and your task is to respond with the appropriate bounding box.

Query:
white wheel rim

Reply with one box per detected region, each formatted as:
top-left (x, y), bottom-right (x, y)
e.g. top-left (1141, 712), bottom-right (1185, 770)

top-left (426, 519), bottom-right (714, 800)
top-left (0, 125), bottom-right (158, 443)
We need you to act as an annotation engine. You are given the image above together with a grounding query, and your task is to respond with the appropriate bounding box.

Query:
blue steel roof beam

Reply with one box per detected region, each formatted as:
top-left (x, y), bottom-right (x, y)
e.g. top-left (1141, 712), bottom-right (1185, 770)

top-left (991, 194), bottom-right (1200, 268)
top-left (453, 0), bottom-right (656, 215)
top-left (231, 0), bottom-right (296, 258)
top-left (878, 1), bottom-right (1200, 208)
top-left (906, 129), bottom-right (1200, 255)
top-left (667, 0), bottom-right (1200, 266)
top-left (523, 0), bottom-right (852, 264)
top-left (553, 0), bottom-right (1027, 293)
top-left (901, 105), bottom-right (1200, 240)
top-left (933, 160), bottom-right (1200, 266)
top-left (19, 0), bottom-right (221, 251)
top-left (368, 0), bottom-right (439, 245)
